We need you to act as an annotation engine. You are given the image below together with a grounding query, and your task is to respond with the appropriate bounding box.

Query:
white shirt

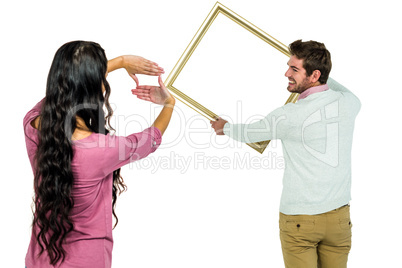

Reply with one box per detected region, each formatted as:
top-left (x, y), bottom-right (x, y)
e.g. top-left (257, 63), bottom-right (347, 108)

top-left (223, 78), bottom-right (361, 215)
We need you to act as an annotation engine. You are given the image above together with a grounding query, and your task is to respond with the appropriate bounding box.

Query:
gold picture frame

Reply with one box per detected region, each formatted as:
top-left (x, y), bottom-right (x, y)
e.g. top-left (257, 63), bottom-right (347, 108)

top-left (164, 2), bottom-right (299, 153)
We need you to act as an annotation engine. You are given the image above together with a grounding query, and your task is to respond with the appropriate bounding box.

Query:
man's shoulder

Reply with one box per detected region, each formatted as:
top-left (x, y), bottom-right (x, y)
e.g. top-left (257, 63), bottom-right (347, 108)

top-left (327, 88), bottom-right (361, 111)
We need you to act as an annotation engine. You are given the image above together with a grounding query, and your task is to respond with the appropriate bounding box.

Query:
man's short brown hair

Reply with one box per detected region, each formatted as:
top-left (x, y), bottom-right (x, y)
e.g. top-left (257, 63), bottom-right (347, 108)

top-left (289, 40), bottom-right (332, 84)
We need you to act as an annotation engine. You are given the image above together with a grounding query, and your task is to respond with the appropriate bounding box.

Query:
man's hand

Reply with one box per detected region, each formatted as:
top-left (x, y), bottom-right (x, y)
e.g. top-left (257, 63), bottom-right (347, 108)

top-left (210, 117), bottom-right (228, 135)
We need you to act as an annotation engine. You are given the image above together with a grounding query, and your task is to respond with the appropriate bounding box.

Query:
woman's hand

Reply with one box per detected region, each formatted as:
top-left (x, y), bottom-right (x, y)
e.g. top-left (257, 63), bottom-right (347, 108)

top-left (122, 55), bottom-right (164, 75)
top-left (108, 55), bottom-right (164, 86)
top-left (134, 76), bottom-right (175, 136)
top-left (131, 75), bottom-right (175, 106)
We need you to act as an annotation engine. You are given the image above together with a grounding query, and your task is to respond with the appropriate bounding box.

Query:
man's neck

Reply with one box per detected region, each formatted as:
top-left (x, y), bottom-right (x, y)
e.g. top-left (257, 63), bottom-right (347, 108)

top-left (305, 81), bottom-right (322, 91)
top-left (298, 83), bottom-right (329, 100)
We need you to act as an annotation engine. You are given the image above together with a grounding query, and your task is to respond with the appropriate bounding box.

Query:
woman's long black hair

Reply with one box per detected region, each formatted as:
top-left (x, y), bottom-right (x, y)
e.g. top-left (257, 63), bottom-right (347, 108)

top-left (33, 41), bottom-right (126, 265)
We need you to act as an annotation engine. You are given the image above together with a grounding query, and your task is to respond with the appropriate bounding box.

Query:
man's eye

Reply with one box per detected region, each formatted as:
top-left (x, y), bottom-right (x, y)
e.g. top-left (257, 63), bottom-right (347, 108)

top-left (292, 68), bottom-right (298, 72)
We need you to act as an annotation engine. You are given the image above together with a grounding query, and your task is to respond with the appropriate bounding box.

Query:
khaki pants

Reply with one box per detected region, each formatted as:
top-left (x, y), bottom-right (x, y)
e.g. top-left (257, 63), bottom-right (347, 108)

top-left (279, 205), bottom-right (352, 268)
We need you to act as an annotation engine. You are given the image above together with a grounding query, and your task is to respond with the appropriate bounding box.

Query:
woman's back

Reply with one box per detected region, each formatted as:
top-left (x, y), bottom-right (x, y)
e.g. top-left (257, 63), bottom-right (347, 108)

top-left (24, 41), bottom-right (173, 268)
top-left (24, 99), bottom-right (162, 268)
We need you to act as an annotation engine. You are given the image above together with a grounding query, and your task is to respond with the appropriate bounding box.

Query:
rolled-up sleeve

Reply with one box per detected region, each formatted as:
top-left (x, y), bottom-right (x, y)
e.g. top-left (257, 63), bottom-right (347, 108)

top-left (102, 127), bottom-right (162, 175)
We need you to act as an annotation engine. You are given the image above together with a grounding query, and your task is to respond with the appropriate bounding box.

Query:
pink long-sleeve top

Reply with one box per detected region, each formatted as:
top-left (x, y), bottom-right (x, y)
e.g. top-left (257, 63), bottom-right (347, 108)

top-left (23, 99), bottom-right (162, 268)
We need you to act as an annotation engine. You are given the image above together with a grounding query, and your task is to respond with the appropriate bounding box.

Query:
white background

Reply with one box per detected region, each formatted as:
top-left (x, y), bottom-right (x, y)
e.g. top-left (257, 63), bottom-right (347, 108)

top-left (1, 0), bottom-right (401, 267)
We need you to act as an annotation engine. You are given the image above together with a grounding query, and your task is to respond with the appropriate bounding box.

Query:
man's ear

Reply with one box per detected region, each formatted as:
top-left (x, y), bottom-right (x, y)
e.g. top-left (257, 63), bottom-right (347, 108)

top-left (310, 70), bottom-right (321, 83)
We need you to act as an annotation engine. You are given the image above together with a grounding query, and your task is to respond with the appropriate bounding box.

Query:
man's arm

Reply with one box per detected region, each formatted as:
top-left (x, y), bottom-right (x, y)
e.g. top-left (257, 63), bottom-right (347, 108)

top-left (327, 77), bottom-right (361, 110)
top-left (210, 106), bottom-right (290, 143)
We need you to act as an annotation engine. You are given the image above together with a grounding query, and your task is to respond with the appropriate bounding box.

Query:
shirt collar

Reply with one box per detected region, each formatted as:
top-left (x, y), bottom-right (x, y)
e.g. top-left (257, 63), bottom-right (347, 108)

top-left (298, 84), bottom-right (329, 100)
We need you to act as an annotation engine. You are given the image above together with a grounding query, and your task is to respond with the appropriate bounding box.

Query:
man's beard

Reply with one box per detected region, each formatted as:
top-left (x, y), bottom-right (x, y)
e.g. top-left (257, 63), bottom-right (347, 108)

top-left (287, 77), bottom-right (313, 94)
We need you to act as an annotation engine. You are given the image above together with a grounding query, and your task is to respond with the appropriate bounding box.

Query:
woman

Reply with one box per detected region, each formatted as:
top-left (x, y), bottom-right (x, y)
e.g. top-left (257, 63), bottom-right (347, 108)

top-left (23, 41), bottom-right (175, 267)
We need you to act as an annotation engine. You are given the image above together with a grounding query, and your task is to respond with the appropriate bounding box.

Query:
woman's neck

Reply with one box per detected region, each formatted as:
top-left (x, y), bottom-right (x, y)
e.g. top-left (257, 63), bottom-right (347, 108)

top-left (72, 116), bottom-right (92, 140)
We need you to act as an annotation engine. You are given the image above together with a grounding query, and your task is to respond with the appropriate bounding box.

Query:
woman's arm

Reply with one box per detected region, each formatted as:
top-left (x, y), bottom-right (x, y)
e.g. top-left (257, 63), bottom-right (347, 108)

top-left (152, 99), bottom-right (175, 136)
top-left (107, 56), bottom-right (125, 73)
top-left (108, 55), bottom-right (173, 135)
top-left (132, 76), bottom-right (175, 135)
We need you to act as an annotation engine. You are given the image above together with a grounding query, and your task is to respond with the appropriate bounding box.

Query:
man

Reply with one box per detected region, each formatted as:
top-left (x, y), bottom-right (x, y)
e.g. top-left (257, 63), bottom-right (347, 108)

top-left (211, 40), bottom-right (360, 268)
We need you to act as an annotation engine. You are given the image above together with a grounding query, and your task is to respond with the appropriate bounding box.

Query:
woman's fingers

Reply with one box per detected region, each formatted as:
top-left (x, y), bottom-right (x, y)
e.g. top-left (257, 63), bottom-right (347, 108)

top-left (132, 88), bottom-right (151, 93)
top-left (158, 75), bottom-right (163, 87)
top-left (140, 60), bottom-right (164, 76)
top-left (123, 55), bottom-right (164, 76)
top-left (131, 89), bottom-right (150, 98)
top-left (129, 73), bottom-right (139, 87)
top-left (135, 95), bottom-right (151, 101)
top-left (134, 85), bottom-right (154, 90)
top-left (158, 75), bottom-right (169, 92)
top-left (147, 61), bottom-right (164, 75)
